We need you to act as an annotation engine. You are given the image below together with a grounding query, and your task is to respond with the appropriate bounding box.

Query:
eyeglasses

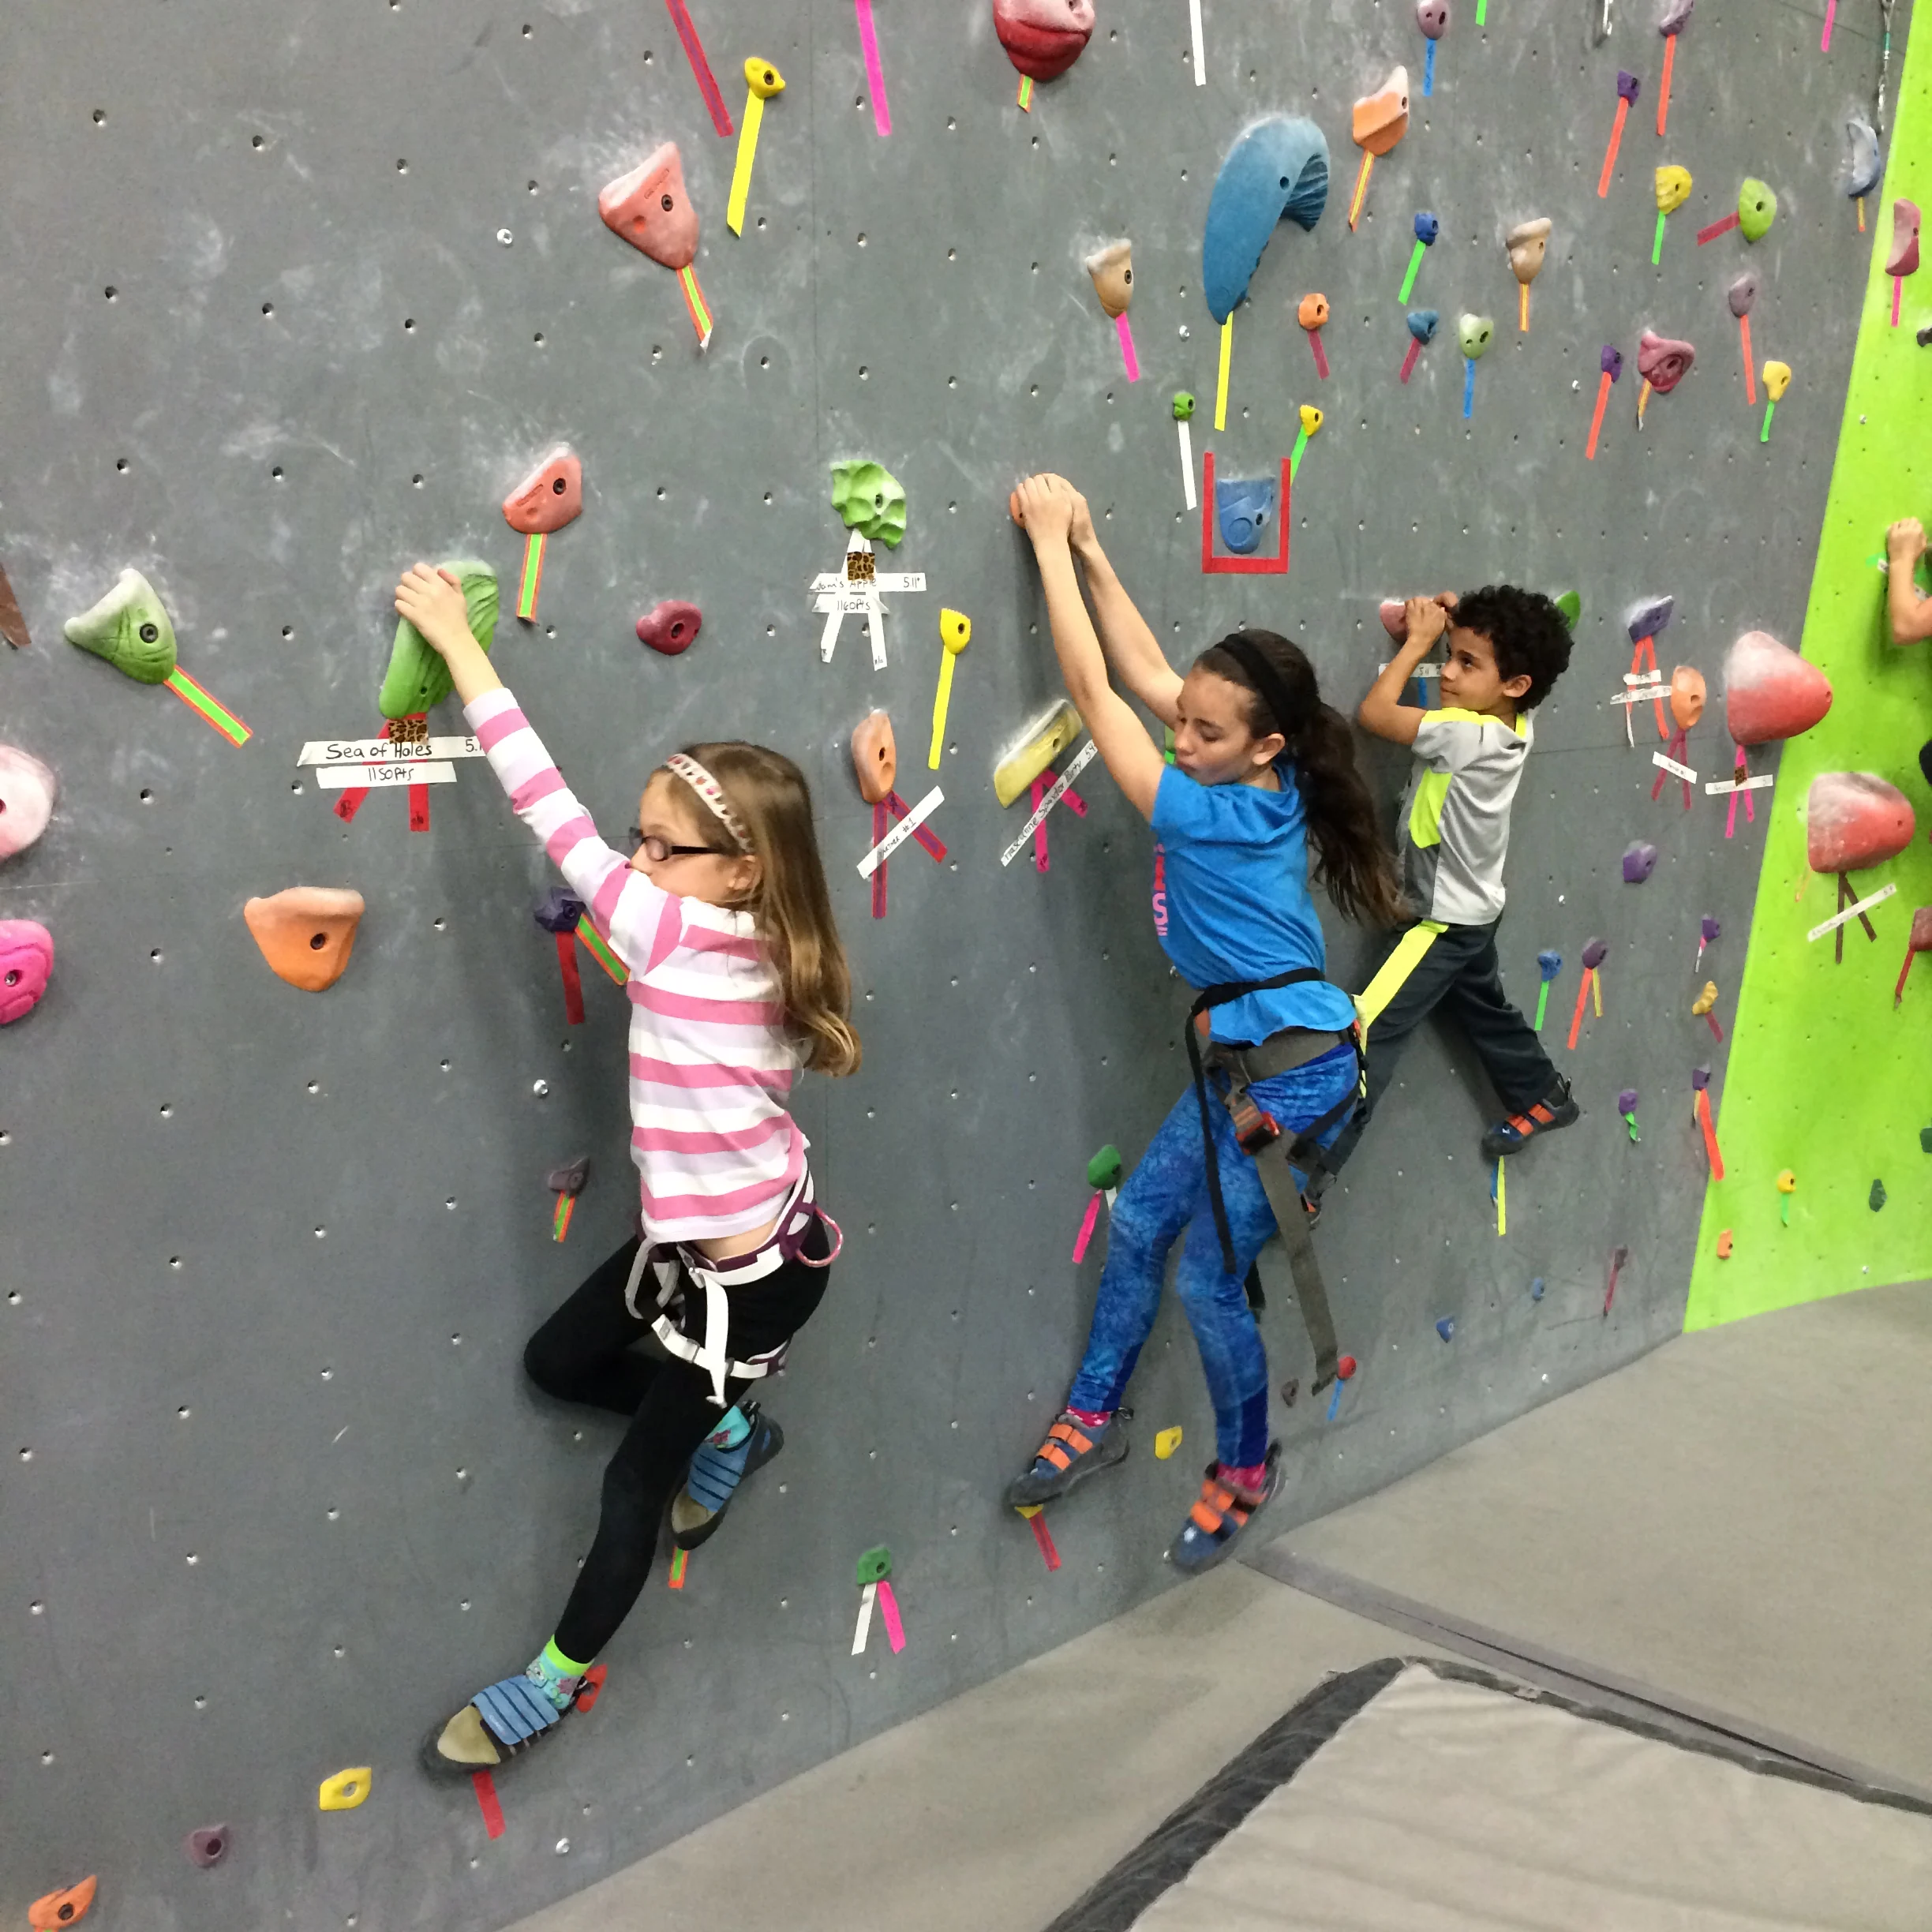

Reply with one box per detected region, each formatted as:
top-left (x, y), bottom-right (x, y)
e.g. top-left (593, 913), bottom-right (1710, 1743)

top-left (627, 827), bottom-right (728, 863)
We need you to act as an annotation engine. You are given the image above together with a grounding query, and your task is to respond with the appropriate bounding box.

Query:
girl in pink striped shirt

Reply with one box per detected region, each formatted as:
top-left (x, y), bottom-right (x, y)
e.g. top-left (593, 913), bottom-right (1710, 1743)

top-left (392, 565), bottom-right (859, 1780)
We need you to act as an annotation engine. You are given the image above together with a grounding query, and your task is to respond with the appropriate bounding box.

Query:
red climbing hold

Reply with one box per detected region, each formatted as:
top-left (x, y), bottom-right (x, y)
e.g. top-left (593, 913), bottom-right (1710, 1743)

top-left (1724, 630), bottom-right (1833, 746)
top-left (1806, 773), bottom-right (1915, 874)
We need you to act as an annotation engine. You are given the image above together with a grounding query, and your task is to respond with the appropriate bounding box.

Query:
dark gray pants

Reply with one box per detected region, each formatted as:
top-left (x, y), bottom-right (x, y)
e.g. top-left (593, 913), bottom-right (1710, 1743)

top-left (1323, 918), bottom-right (1559, 1176)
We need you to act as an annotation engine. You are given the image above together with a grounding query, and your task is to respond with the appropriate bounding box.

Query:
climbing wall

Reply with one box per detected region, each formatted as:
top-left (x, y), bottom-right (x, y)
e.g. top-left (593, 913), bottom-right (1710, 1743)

top-left (0, 1), bottom-right (1901, 1925)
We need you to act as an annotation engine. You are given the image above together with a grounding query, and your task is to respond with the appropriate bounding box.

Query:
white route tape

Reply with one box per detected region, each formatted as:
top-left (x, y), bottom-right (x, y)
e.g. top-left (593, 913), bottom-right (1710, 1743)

top-left (1807, 880), bottom-right (1896, 942)
top-left (1000, 739), bottom-right (1099, 867)
top-left (313, 762), bottom-right (457, 789)
top-left (1652, 752), bottom-right (1698, 783)
top-left (856, 786), bottom-right (944, 879)
top-left (298, 735), bottom-right (481, 766)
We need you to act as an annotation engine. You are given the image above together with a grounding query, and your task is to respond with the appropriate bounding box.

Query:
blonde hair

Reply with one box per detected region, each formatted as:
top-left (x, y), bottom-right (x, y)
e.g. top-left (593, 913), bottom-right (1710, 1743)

top-left (672, 742), bottom-right (862, 1078)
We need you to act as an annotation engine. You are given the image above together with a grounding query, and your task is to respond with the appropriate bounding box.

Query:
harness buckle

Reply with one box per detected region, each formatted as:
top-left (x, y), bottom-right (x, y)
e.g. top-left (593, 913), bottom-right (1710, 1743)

top-left (1230, 1095), bottom-right (1282, 1155)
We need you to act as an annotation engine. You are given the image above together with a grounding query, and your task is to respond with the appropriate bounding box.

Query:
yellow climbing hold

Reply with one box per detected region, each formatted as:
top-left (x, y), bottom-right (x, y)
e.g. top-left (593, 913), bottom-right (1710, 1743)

top-left (1154, 1426), bottom-right (1183, 1459)
top-left (319, 1766), bottom-right (372, 1811)
top-left (1297, 403), bottom-right (1324, 438)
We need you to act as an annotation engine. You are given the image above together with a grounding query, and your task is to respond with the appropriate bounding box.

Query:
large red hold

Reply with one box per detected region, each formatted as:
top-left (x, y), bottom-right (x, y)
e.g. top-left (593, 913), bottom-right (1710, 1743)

top-left (599, 144), bottom-right (698, 270)
top-left (993, 0), bottom-right (1095, 80)
top-left (1806, 772), bottom-right (1915, 874)
top-left (1723, 630), bottom-right (1833, 745)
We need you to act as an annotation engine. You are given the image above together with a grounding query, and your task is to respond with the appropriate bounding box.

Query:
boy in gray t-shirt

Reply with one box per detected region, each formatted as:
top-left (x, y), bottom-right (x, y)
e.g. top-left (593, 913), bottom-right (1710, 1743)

top-left (1325, 584), bottom-right (1577, 1174)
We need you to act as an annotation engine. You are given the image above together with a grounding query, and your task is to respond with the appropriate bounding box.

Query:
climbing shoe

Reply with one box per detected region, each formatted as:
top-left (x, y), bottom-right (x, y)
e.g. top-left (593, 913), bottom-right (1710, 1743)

top-left (1480, 1079), bottom-right (1580, 1160)
top-left (1003, 1409), bottom-right (1130, 1508)
top-left (421, 1662), bottom-right (606, 1780)
top-left (1168, 1443), bottom-right (1283, 1576)
top-left (671, 1406), bottom-right (784, 1551)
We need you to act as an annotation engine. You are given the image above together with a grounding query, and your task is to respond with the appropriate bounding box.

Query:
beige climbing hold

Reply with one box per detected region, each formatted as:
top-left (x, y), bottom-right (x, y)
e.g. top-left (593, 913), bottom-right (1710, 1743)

top-left (994, 700), bottom-right (1082, 807)
top-left (1085, 240), bottom-right (1133, 319)
top-left (852, 711), bottom-right (897, 803)
top-left (244, 888), bottom-right (366, 992)
top-left (432, 1707), bottom-right (504, 1769)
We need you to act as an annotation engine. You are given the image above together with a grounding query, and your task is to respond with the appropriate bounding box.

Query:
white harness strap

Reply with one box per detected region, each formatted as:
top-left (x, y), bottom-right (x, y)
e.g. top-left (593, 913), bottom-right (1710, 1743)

top-left (621, 1170), bottom-right (840, 1407)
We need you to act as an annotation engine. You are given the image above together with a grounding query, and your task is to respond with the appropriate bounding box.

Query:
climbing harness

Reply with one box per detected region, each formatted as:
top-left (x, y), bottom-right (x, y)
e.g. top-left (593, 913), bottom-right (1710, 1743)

top-left (1185, 968), bottom-right (1364, 1393)
top-left (623, 1170), bottom-right (841, 1406)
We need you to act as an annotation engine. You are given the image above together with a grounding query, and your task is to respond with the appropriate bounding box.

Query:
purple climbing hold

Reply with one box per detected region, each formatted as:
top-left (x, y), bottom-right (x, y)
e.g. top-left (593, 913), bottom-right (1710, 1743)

top-left (1691, 1063), bottom-right (1712, 1091)
top-left (1658, 0), bottom-right (1694, 32)
top-left (1617, 70), bottom-right (1642, 103)
top-left (1601, 344), bottom-right (1625, 380)
top-left (185, 1825), bottom-right (230, 1869)
top-left (1701, 915), bottom-right (1721, 945)
top-left (1582, 938), bottom-right (1609, 971)
top-left (546, 1154), bottom-right (590, 1196)
top-left (1627, 595), bottom-right (1675, 642)
top-left (1623, 841), bottom-right (1659, 883)
top-left (1618, 1088), bottom-right (1639, 1114)
top-left (534, 886), bottom-right (587, 934)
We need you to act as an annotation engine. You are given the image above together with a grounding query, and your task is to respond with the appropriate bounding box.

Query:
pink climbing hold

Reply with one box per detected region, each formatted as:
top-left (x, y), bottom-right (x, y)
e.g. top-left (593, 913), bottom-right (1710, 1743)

top-left (993, 0), bottom-right (1095, 81)
top-left (1378, 599), bottom-right (1409, 640)
top-left (1805, 772), bottom-right (1915, 875)
top-left (502, 449), bottom-right (583, 534)
top-left (0, 744), bottom-right (58, 859)
top-left (1636, 330), bottom-right (1695, 394)
top-left (0, 919), bottom-right (54, 1025)
top-left (599, 144), bottom-right (699, 270)
top-left (636, 600), bottom-right (702, 655)
top-left (1723, 630), bottom-right (1833, 745)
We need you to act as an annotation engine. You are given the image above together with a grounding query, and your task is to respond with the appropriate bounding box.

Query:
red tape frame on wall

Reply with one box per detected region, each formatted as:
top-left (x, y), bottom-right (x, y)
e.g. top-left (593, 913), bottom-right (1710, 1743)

top-left (1200, 452), bottom-right (1292, 575)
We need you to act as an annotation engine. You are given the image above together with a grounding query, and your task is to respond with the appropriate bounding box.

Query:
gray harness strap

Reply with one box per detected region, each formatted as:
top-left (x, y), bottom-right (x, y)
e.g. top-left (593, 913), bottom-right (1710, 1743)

top-left (1206, 1041), bottom-right (1348, 1393)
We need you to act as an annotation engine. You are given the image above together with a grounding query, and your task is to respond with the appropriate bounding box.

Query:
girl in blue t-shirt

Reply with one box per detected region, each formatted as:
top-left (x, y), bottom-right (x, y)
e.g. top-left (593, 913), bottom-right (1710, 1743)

top-left (1004, 473), bottom-right (1402, 1571)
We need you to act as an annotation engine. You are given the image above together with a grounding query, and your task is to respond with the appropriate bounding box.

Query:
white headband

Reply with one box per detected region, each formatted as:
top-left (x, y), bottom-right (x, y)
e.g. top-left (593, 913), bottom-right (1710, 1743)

top-left (664, 752), bottom-right (751, 853)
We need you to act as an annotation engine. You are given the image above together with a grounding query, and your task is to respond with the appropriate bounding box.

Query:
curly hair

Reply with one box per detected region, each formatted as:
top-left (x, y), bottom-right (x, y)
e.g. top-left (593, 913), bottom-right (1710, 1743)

top-left (1196, 631), bottom-right (1406, 929)
top-left (1453, 585), bottom-right (1574, 710)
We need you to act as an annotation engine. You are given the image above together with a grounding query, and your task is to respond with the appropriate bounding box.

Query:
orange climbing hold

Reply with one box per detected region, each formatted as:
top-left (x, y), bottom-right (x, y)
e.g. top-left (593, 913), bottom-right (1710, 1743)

top-left (28, 1877), bottom-right (97, 1929)
top-left (243, 888), bottom-right (366, 992)
top-left (852, 710), bottom-right (897, 804)
top-left (1717, 1230), bottom-right (1734, 1260)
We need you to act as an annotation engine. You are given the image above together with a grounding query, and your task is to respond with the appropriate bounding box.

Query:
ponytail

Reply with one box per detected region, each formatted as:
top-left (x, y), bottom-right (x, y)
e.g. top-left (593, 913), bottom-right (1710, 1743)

top-left (1197, 633), bottom-right (1406, 929)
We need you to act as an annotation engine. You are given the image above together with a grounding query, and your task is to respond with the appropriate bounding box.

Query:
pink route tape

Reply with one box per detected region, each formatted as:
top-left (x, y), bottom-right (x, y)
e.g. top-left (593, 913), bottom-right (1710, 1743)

top-left (1115, 313), bottom-right (1140, 381)
top-left (876, 1578), bottom-right (906, 1653)
top-left (664, 0), bottom-right (734, 136)
top-left (854, 0), bottom-right (891, 136)
top-left (1072, 1191), bottom-right (1103, 1263)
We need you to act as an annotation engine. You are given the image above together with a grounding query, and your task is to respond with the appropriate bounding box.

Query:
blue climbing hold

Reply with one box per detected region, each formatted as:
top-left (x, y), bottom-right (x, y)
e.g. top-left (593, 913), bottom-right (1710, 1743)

top-left (1530, 1277), bottom-right (1546, 1301)
top-left (1215, 474), bottom-right (1275, 554)
top-left (1414, 210), bottom-right (1441, 245)
top-left (1201, 117), bottom-right (1331, 324)
top-left (1537, 948), bottom-right (1562, 980)
top-left (1436, 1317), bottom-right (1455, 1342)
top-left (1407, 308), bottom-right (1440, 344)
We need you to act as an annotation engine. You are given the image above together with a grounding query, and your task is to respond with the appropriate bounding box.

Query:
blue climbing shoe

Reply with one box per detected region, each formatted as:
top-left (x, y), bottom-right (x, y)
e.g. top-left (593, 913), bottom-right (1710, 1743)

top-left (1167, 1443), bottom-right (1282, 1576)
top-left (421, 1661), bottom-right (605, 1780)
top-left (671, 1406), bottom-right (784, 1551)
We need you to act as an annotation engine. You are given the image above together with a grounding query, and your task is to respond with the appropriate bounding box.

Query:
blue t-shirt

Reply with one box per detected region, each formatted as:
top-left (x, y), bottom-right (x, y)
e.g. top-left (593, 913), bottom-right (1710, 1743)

top-left (1151, 762), bottom-right (1357, 1046)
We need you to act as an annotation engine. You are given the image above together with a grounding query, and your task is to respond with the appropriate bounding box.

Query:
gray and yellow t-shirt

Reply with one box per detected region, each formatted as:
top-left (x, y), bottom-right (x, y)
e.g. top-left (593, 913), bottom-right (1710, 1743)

top-left (1399, 707), bottom-right (1530, 927)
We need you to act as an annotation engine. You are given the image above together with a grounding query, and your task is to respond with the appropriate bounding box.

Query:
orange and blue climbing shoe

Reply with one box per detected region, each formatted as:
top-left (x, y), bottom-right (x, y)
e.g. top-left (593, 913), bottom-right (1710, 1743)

top-left (1003, 1408), bottom-right (1130, 1508)
top-left (1479, 1078), bottom-right (1580, 1161)
top-left (1169, 1443), bottom-right (1282, 1574)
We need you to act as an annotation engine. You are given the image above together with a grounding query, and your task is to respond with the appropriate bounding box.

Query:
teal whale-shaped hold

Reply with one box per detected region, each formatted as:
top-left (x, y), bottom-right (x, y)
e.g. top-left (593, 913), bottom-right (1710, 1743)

top-left (1202, 117), bottom-right (1330, 324)
top-left (1215, 475), bottom-right (1275, 555)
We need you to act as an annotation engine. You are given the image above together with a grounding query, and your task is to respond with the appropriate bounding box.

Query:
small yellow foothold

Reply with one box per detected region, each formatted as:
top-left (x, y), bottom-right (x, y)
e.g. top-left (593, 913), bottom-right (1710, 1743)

top-left (939, 607), bottom-right (972, 653)
top-left (743, 57), bottom-right (786, 98)
top-left (1692, 980), bottom-right (1719, 1016)
top-left (319, 1766), bottom-right (373, 1812)
top-left (1654, 164), bottom-right (1693, 214)
top-left (1154, 1426), bottom-right (1183, 1459)
top-left (1775, 1169), bottom-right (1797, 1195)
top-left (1014, 1502), bottom-right (1043, 1519)
top-left (1762, 359), bottom-right (1792, 401)
top-left (1297, 404), bottom-right (1324, 437)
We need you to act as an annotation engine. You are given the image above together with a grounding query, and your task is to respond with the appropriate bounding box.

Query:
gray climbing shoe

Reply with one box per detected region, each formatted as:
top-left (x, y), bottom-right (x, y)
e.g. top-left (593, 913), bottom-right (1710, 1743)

top-left (1003, 1409), bottom-right (1129, 1508)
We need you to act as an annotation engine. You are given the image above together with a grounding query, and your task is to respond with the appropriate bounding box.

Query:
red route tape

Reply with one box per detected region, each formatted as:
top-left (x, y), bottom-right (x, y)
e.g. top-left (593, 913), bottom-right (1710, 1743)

top-left (1030, 1511), bottom-right (1061, 1571)
top-left (663, 0), bottom-right (734, 136)
top-left (408, 784), bottom-right (430, 833)
top-left (471, 1770), bottom-right (505, 1839)
top-left (556, 932), bottom-right (586, 1026)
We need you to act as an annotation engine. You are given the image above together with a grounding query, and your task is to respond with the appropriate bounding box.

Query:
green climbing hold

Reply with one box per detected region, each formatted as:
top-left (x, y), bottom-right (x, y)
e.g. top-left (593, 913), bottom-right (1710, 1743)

top-left (1870, 1178), bottom-right (1888, 1211)
top-left (1172, 391), bottom-right (1196, 421)
top-left (377, 560), bottom-right (499, 720)
top-left (1738, 177), bottom-right (1778, 242)
top-left (64, 567), bottom-right (178, 684)
top-left (1920, 1126), bottom-right (1932, 1154)
top-left (855, 1544), bottom-right (893, 1586)
top-left (1088, 1144), bottom-right (1123, 1191)
top-left (830, 461), bottom-right (908, 549)
top-left (1553, 590), bottom-right (1582, 629)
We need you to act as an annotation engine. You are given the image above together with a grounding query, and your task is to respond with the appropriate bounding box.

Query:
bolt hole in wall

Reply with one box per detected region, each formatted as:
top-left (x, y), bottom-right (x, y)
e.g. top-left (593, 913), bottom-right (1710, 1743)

top-left (0, 2), bottom-right (1912, 1926)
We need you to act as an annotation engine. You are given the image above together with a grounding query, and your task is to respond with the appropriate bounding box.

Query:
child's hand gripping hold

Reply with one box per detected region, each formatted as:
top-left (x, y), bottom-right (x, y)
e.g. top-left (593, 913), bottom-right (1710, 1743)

top-left (395, 564), bottom-right (502, 705)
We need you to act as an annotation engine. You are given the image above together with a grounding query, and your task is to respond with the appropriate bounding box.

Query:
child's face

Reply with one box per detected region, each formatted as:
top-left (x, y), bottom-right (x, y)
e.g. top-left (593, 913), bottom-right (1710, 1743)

top-left (632, 771), bottom-right (760, 904)
top-left (1173, 668), bottom-right (1285, 785)
top-left (1437, 624), bottom-right (1531, 716)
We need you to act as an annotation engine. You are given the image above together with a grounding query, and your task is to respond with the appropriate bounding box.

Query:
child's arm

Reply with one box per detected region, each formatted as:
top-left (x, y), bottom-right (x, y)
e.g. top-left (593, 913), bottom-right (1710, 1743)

top-left (1010, 475), bottom-right (1166, 820)
top-left (394, 566), bottom-right (670, 967)
top-left (1886, 520), bottom-right (1932, 644)
top-left (1357, 596), bottom-right (1451, 747)
top-left (1060, 487), bottom-right (1185, 728)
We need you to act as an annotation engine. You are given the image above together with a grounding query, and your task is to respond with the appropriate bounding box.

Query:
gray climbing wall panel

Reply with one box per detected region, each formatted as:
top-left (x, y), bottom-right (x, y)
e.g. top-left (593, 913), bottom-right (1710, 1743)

top-left (0, 0), bottom-right (1903, 1924)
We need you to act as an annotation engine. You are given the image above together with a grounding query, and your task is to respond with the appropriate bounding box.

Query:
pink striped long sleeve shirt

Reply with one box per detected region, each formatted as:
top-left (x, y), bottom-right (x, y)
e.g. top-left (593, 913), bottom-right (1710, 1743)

top-left (468, 686), bottom-right (806, 1245)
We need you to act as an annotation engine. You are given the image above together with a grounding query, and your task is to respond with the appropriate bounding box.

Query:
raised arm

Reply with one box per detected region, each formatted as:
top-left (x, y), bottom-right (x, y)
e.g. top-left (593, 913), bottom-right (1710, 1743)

top-left (1069, 510), bottom-right (1184, 728)
top-left (1886, 520), bottom-right (1932, 645)
top-left (394, 566), bottom-right (672, 968)
top-left (1357, 595), bottom-right (1450, 748)
top-left (1010, 476), bottom-right (1166, 820)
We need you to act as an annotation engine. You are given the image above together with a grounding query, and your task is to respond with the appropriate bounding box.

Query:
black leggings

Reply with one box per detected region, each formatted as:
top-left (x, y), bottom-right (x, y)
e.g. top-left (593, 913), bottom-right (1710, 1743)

top-left (523, 1219), bottom-right (830, 1663)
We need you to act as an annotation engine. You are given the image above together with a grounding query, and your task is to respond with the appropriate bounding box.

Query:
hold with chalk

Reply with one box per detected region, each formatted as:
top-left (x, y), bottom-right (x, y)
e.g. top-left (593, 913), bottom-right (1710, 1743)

top-left (1400, 308), bottom-right (1439, 384)
top-left (1086, 240), bottom-right (1139, 380)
